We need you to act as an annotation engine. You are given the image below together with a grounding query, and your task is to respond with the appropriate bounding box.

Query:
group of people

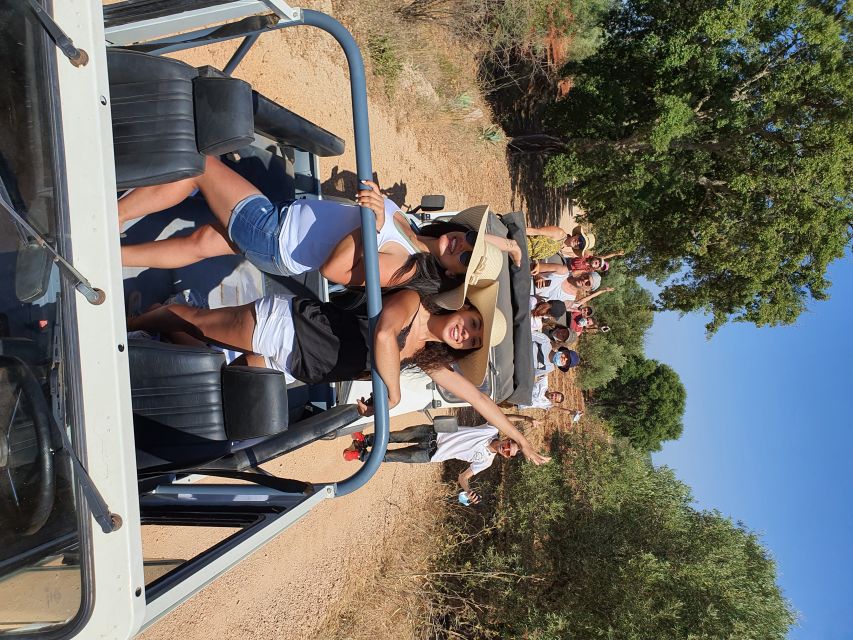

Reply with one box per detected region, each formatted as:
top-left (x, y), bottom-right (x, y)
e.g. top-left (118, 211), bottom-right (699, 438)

top-left (518, 221), bottom-right (622, 411)
top-left (122, 157), bottom-right (551, 488)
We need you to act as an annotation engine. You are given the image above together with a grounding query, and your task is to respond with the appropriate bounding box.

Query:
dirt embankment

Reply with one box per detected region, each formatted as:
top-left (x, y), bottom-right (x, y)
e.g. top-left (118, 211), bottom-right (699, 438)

top-left (141, 8), bottom-right (519, 640)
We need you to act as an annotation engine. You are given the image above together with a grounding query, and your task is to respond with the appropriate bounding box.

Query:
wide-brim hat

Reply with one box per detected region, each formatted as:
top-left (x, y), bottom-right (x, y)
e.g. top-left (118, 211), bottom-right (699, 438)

top-left (569, 225), bottom-right (596, 257)
top-left (435, 205), bottom-right (504, 310)
top-left (432, 281), bottom-right (506, 387)
top-left (588, 271), bottom-right (602, 291)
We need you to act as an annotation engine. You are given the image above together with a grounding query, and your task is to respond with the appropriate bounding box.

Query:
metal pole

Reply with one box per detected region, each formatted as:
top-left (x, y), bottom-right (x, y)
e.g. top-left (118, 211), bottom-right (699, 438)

top-left (223, 33), bottom-right (260, 76)
top-left (282, 10), bottom-right (389, 497)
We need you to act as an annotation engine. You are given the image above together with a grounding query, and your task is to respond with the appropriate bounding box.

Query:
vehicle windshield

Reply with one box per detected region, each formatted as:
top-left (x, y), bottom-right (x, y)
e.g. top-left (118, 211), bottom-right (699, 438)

top-left (0, 1), bottom-right (89, 634)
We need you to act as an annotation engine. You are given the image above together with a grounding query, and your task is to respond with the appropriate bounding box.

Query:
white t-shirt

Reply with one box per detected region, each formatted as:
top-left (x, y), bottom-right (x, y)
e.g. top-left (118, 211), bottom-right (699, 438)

top-left (252, 294), bottom-right (297, 383)
top-left (432, 425), bottom-right (499, 475)
top-left (519, 377), bottom-right (552, 409)
top-left (535, 271), bottom-right (575, 303)
top-left (278, 197), bottom-right (402, 275)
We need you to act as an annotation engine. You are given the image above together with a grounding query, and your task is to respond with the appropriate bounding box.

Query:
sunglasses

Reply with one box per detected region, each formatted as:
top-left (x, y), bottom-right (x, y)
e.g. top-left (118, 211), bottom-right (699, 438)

top-left (459, 230), bottom-right (478, 267)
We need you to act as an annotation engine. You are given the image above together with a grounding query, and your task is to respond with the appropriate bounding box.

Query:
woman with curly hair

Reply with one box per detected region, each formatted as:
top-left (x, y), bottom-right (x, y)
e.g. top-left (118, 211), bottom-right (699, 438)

top-left (127, 285), bottom-right (550, 465)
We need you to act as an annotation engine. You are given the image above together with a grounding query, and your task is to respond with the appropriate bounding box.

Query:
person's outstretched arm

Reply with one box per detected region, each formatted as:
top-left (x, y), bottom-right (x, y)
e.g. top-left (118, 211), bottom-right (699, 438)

top-left (575, 287), bottom-right (615, 306)
top-left (597, 250), bottom-right (625, 260)
top-left (526, 225), bottom-right (566, 239)
top-left (428, 367), bottom-right (550, 465)
top-left (532, 261), bottom-right (568, 276)
top-left (368, 290), bottom-right (421, 413)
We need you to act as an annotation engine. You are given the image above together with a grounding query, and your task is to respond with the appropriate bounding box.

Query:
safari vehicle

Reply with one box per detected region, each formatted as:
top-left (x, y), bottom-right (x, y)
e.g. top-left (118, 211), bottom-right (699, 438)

top-left (0, 1), bottom-right (530, 637)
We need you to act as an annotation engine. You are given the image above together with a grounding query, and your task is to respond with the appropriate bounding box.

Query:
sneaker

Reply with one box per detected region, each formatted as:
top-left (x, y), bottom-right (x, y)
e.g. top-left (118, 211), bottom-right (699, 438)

top-left (342, 444), bottom-right (367, 462)
top-left (164, 289), bottom-right (208, 309)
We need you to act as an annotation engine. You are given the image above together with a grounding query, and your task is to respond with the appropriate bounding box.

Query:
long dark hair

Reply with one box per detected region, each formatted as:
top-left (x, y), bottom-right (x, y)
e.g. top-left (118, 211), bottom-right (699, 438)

top-left (387, 252), bottom-right (459, 297)
top-left (401, 302), bottom-right (479, 373)
top-left (418, 220), bottom-right (470, 238)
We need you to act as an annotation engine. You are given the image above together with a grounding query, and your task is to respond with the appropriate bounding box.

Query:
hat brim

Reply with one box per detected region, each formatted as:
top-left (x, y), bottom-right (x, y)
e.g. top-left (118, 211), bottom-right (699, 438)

top-left (454, 282), bottom-right (506, 387)
top-left (433, 206), bottom-right (502, 310)
top-left (569, 225), bottom-right (596, 257)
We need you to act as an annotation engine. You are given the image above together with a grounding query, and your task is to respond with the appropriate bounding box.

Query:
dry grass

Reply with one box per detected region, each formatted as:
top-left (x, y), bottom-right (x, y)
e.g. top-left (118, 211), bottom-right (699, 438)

top-left (317, 478), bottom-right (455, 640)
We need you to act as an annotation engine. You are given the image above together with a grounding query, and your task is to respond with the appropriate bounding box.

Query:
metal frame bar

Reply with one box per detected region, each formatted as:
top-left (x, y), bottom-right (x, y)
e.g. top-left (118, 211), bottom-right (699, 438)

top-left (104, 0), bottom-right (297, 46)
top-left (140, 485), bottom-right (333, 630)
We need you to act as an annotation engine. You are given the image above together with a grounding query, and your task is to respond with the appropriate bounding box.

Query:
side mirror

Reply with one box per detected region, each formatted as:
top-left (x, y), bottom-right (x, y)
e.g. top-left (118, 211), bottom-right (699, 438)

top-left (15, 242), bottom-right (53, 303)
top-left (419, 195), bottom-right (445, 212)
top-left (432, 415), bottom-right (459, 433)
top-left (409, 194), bottom-right (446, 217)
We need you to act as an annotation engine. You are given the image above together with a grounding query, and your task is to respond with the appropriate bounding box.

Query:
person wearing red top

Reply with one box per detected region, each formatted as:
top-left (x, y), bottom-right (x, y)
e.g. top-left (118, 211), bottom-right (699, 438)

top-left (568, 250), bottom-right (625, 274)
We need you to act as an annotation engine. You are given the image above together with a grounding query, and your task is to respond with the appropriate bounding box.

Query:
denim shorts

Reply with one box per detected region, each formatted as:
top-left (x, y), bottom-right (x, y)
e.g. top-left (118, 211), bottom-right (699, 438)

top-left (227, 194), bottom-right (294, 276)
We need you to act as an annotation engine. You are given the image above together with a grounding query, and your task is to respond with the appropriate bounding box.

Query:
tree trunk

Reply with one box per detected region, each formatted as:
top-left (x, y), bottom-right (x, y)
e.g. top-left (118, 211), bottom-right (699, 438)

top-left (508, 134), bottom-right (571, 155)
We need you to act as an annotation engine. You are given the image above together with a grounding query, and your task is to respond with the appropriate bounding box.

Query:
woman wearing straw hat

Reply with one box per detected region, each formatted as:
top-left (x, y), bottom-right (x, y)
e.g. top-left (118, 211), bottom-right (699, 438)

top-left (525, 223), bottom-right (596, 260)
top-left (126, 244), bottom-right (550, 465)
top-left (118, 158), bottom-right (520, 296)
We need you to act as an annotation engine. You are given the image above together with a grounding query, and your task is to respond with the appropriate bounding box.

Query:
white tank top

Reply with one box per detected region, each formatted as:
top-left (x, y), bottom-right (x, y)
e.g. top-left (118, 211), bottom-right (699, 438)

top-left (376, 210), bottom-right (419, 256)
top-left (277, 197), bottom-right (407, 274)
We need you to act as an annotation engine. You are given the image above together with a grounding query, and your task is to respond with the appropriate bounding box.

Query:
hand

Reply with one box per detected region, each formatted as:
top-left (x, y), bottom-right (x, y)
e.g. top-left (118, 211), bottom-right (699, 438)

top-left (523, 447), bottom-right (551, 465)
top-left (532, 419), bottom-right (543, 429)
top-left (466, 491), bottom-right (481, 505)
top-left (605, 287), bottom-right (615, 292)
top-left (356, 394), bottom-right (375, 417)
top-left (534, 276), bottom-right (547, 288)
top-left (355, 180), bottom-right (386, 230)
top-left (506, 239), bottom-right (522, 267)
top-left (530, 261), bottom-right (541, 276)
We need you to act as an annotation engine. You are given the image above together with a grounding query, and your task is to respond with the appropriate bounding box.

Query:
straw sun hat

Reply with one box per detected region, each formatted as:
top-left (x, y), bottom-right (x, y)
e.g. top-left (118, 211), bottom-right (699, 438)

top-left (430, 205), bottom-right (508, 387)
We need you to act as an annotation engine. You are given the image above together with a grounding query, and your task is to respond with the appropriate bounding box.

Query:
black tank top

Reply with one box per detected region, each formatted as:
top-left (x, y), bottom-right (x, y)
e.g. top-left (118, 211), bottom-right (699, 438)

top-left (287, 298), bottom-right (418, 385)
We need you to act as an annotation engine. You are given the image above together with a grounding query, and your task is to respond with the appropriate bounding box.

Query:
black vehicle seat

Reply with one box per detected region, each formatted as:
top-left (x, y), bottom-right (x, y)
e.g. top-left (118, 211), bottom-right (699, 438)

top-left (107, 49), bottom-right (254, 189)
top-left (128, 339), bottom-right (289, 472)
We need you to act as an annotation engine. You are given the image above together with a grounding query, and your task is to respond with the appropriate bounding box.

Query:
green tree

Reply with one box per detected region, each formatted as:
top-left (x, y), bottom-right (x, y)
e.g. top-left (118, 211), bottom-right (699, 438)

top-left (575, 333), bottom-right (626, 390)
top-left (530, 0), bottom-right (852, 333)
top-left (431, 430), bottom-right (797, 638)
top-left (593, 355), bottom-right (687, 451)
top-left (585, 264), bottom-right (654, 356)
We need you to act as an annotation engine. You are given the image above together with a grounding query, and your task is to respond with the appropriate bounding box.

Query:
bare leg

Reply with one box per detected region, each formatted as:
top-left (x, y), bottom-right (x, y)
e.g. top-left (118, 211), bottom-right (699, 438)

top-left (127, 302), bottom-right (257, 352)
top-left (117, 156), bottom-right (261, 228)
top-left (121, 223), bottom-right (237, 268)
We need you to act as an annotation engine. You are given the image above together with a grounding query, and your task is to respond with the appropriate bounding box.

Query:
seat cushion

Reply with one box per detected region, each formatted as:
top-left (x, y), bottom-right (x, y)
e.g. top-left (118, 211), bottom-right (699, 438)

top-left (128, 339), bottom-right (226, 441)
top-left (108, 49), bottom-right (205, 189)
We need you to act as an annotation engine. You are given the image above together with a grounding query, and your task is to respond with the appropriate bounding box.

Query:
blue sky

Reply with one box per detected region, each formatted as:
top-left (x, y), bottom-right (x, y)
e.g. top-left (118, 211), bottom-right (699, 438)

top-left (647, 254), bottom-right (853, 640)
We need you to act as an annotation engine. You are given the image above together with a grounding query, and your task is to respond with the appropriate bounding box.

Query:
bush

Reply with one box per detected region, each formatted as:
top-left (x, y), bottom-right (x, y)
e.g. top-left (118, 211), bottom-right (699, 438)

top-left (575, 333), bottom-right (626, 390)
top-left (427, 427), bottom-right (796, 639)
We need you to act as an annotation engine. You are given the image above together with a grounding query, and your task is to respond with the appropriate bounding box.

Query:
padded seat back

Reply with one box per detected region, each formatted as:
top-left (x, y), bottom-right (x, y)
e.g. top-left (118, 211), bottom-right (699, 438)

top-left (108, 50), bottom-right (203, 189)
top-left (129, 339), bottom-right (227, 440)
top-left (108, 49), bottom-right (254, 189)
top-left (128, 340), bottom-right (290, 473)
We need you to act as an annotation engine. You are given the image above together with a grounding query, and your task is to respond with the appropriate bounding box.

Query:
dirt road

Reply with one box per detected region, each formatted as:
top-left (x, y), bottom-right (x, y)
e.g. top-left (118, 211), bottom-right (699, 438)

top-left (141, 12), bottom-right (516, 640)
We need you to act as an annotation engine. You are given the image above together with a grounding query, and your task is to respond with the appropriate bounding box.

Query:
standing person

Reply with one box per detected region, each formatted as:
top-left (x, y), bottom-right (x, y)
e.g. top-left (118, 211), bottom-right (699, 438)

top-left (519, 385), bottom-right (565, 410)
top-left (118, 157), bottom-right (520, 295)
top-left (344, 415), bottom-right (535, 504)
top-left (562, 250), bottom-right (624, 275)
top-left (531, 330), bottom-right (580, 378)
top-left (525, 224), bottom-right (595, 260)
top-left (530, 296), bottom-right (566, 331)
top-left (533, 270), bottom-right (612, 307)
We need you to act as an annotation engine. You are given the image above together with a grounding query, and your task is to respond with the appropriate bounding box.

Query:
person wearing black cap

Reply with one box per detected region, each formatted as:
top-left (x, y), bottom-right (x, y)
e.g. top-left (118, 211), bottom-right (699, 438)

top-left (530, 296), bottom-right (567, 331)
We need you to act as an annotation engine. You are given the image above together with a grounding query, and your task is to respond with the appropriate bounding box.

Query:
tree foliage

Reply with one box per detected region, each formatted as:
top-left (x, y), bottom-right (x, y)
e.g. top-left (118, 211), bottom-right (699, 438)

top-left (575, 333), bottom-right (626, 390)
top-left (430, 427), bottom-right (797, 638)
top-left (594, 355), bottom-right (687, 450)
top-left (539, 0), bottom-right (852, 333)
top-left (586, 264), bottom-right (654, 356)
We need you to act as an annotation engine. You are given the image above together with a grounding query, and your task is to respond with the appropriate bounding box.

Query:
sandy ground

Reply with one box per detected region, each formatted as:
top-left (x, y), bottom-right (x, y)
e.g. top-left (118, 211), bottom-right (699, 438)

top-left (139, 7), bottom-right (517, 640)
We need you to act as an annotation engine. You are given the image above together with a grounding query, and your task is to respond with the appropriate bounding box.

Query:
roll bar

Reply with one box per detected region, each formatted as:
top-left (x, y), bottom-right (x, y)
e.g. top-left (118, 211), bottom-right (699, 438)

top-left (292, 11), bottom-right (389, 497)
top-left (106, 5), bottom-right (391, 497)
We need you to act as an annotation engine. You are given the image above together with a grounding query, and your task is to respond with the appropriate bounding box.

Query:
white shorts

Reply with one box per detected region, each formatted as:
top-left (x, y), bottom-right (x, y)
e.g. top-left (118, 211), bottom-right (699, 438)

top-left (252, 294), bottom-right (297, 383)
